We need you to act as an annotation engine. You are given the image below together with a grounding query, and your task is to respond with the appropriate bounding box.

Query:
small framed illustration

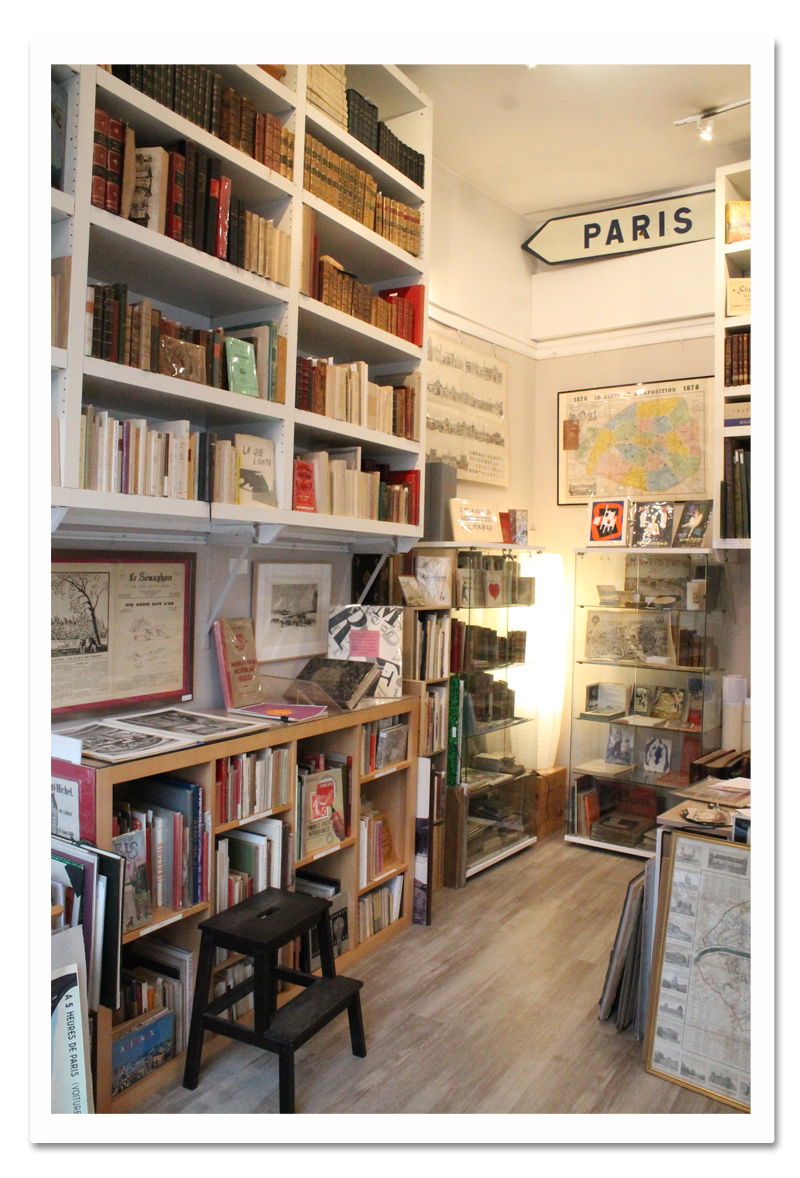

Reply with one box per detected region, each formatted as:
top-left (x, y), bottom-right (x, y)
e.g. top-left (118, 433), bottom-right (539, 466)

top-left (253, 563), bottom-right (331, 662)
top-left (630, 501), bottom-right (674, 548)
top-left (397, 576), bottom-right (429, 607)
top-left (605, 724), bottom-right (634, 766)
top-left (51, 551), bottom-right (195, 716)
top-left (673, 500), bottom-right (714, 547)
top-left (449, 499), bottom-right (505, 543)
top-left (643, 734), bottom-right (672, 774)
top-left (645, 832), bottom-right (750, 1111)
top-left (587, 499), bottom-right (629, 545)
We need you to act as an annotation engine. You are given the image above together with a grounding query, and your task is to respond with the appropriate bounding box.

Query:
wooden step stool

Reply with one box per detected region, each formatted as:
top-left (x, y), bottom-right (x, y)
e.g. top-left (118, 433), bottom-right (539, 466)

top-left (182, 888), bottom-right (366, 1113)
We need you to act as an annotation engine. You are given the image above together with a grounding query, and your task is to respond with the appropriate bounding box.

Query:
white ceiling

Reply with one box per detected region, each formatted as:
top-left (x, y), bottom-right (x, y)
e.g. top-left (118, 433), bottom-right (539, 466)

top-left (399, 64), bottom-right (751, 223)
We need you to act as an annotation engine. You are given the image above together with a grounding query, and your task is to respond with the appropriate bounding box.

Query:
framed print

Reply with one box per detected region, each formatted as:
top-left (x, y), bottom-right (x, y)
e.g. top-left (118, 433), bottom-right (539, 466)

top-left (630, 501), bottom-right (674, 547)
top-left (673, 500), bottom-right (714, 547)
top-left (253, 563), bottom-right (331, 662)
top-left (587, 498), bottom-right (628, 545)
top-left (558, 377), bottom-right (711, 505)
top-left (645, 832), bottom-right (750, 1111)
top-left (449, 498), bottom-right (505, 543)
top-left (51, 552), bottom-right (195, 716)
top-left (426, 329), bottom-right (510, 486)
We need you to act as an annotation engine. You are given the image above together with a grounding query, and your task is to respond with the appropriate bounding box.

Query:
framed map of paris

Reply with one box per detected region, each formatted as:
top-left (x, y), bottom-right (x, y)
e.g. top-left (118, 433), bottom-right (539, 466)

top-left (558, 377), bottom-right (711, 505)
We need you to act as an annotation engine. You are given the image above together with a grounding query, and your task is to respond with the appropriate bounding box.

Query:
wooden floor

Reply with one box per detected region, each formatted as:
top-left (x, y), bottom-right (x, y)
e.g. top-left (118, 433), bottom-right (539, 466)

top-left (133, 834), bottom-right (739, 1116)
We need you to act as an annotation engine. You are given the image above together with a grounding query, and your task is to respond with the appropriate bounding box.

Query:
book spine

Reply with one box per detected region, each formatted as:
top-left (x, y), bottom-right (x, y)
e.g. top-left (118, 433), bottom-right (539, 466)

top-left (166, 150), bottom-right (186, 241)
top-left (204, 157), bottom-right (221, 254)
top-left (92, 107), bottom-right (109, 208)
top-left (216, 175), bottom-right (231, 259)
top-left (105, 117), bottom-right (124, 214)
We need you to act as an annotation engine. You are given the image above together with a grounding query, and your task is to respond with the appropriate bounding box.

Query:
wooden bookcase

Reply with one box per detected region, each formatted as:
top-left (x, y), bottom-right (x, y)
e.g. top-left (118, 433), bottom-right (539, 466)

top-left (50, 62), bottom-right (432, 549)
top-left (85, 695), bottom-right (418, 1113)
top-left (712, 159), bottom-right (751, 550)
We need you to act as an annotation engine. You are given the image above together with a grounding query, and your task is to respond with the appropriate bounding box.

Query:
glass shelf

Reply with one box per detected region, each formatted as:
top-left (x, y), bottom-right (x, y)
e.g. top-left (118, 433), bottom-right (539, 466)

top-left (576, 659), bottom-right (722, 673)
top-left (463, 715), bottom-right (533, 740)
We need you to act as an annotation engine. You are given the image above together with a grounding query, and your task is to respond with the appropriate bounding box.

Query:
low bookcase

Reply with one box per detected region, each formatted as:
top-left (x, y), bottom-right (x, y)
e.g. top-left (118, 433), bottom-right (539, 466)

top-left (85, 696), bottom-right (418, 1113)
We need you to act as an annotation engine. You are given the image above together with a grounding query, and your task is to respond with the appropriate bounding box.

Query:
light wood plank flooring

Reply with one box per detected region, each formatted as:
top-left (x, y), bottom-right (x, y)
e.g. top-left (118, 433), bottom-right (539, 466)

top-left (133, 834), bottom-right (739, 1116)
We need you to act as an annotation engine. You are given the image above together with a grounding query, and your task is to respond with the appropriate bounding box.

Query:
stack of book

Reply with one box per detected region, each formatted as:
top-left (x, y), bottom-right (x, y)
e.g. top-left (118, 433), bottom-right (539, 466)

top-left (358, 874), bottom-right (404, 939)
top-left (306, 64), bottom-right (347, 128)
top-left (107, 66), bottom-right (295, 178)
top-left (420, 685), bottom-right (447, 755)
top-left (215, 818), bottom-right (289, 913)
top-left (303, 132), bottom-right (421, 256)
top-left (78, 408), bottom-right (199, 499)
top-left (292, 451), bottom-right (419, 525)
top-left (462, 673), bottom-right (515, 727)
top-left (359, 798), bottom-right (394, 885)
top-left (294, 355), bottom-right (420, 440)
top-left (724, 330), bottom-right (750, 386)
top-left (450, 622), bottom-right (527, 673)
top-left (346, 88), bottom-right (378, 152)
top-left (410, 612), bottom-right (451, 681)
top-left (314, 254), bottom-right (423, 344)
top-left (720, 437), bottom-right (751, 538)
top-left (376, 120), bottom-right (425, 188)
top-left (112, 776), bottom-right (211, 919)
top-left (215, 746), bottom-right (290, 825)
top-left (294, 870), bottom-right (350, 967)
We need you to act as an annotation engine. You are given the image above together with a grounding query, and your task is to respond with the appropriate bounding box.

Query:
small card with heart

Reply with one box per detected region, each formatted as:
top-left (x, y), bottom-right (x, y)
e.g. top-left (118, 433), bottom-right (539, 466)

top-left (483, 572), bottom-right (504, 606)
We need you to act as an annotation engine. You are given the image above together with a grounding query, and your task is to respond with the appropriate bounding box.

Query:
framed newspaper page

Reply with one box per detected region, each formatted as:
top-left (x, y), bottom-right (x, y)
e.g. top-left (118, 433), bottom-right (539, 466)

top-left (51, 551), bottom-right (195, 715)
top-left (557, 376), bottom-right (712, 505)
top-left (645, 831), bottom-right (750, 1111)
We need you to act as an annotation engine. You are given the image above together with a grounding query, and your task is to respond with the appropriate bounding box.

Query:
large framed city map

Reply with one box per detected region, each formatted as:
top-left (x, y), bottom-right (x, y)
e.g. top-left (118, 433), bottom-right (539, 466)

top-left (557, 376), bottom-right (711, 505)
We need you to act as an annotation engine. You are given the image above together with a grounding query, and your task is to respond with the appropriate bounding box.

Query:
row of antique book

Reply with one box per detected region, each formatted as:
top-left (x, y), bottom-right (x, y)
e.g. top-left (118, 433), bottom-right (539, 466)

top-left (84, 286), bottom-right (286, 401)
top-left (295, 355), bottom-right (420, 439)
top-left (724, 330), bottom-right (750, 387)
top-left (292, 453), bottom-right (420, 525)
top-left (92, 108), bottom-right (292, 279)
top-left (720, 438), bottom-right (751, 539)
top-left (215, 746), bottom-right (291, 827)
top-left (101, 65), bottom-right (294, 177)
top-left (450, 622), bottom-right (527, 674)
top-left (299, 207), bottom-right (424, 345)
top-left (304, 132), bottom-right (421, 256)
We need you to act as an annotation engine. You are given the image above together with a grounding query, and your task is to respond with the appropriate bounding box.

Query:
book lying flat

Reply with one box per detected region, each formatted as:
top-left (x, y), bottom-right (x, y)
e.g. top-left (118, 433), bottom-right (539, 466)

top-left (233, 702), bottom-right (328, 723)
top-left (296, 657), bottom-right (380, 709)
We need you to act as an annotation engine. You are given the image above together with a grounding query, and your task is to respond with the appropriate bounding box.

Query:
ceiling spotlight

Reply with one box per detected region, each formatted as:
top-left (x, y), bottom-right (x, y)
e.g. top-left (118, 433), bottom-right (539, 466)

top-left (699, 118), bottom-right (714, 141)
top-left (673, 97), bottom-right (749, 136)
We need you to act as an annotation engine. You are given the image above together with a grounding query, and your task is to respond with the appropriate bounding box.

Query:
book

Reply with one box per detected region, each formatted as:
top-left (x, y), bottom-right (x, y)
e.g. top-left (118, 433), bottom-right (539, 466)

top-left (673, 500), bottom-right (713, 547)
top-left (298, 766), bottom-right (345, 857)
top-left (234, 434), bottom-right (278, 507)
top-left (225, 338), bottom-right (259, 397)
top-left (292, 458), bottom-right (316, 511)
top-left (213, 617), bottom-right (264, 710)
top-left (725, 200), bottom-right (751, 243)
top-left (629, 501), bottom-right (674, 547)
top-left (111, 827), bottom-right (151, 932)
top-left (111, 1007), bottom-right (175, 1097)
top-left (51, 758), bottom-right (97, 844)
top-left (328, 604), bottom-right (404, 699)
top-left (51, 81), bottom-right (67, 189)
top-left (296, 656), bottom-right (380, 709)
top-left (129, 146), bottom-right (169, 234)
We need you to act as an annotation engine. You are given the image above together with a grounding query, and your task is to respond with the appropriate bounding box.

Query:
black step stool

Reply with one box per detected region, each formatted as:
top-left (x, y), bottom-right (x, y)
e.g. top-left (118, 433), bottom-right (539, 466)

top-left (182, 888), bottom-right (366, 1113)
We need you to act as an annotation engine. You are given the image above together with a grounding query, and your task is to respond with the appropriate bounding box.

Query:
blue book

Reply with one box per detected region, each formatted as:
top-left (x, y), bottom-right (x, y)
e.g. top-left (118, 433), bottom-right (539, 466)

top-left (111, 1008), bottom-right (175, 1096)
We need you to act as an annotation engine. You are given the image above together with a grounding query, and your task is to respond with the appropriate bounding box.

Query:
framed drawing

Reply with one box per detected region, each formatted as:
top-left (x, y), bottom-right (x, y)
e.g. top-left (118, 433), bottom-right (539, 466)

top-left (51, 552), bottom-right (195, 715)
top-left (645, 831), bottom-right (750, 1111)
top-left (557, 376), bottom-right (711, 505)
top-left (426, 329), bottom-right (510, 487)
top-left (253, 563), bottom-right (331, 662)
top-left (587, 498), bottom-right (628, 545)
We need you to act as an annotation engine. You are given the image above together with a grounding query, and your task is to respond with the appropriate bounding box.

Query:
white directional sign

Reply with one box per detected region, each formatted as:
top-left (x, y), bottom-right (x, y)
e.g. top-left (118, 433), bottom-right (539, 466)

top-left (522, 191), bottom-right (714, 265)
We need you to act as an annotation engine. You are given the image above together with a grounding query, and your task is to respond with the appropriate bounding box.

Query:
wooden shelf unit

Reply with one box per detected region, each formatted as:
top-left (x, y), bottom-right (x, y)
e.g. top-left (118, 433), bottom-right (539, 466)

top-left (86, 694), bottom-right (418, 1112)
top-left (49, 62), bottom-right (432, 545)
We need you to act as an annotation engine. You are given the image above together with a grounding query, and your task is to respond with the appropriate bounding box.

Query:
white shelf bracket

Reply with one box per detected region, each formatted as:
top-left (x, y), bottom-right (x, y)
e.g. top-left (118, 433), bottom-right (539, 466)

top-left (256, 523), bottom-right (285, 546)
top-left (51, 506), bottom-right (68, 533)
top-left (204, 541), bottom-right (252, 636)
top-left (393, 535), bottom-right (418, 554)
top-left (356, 552), bottom-right (389, 604)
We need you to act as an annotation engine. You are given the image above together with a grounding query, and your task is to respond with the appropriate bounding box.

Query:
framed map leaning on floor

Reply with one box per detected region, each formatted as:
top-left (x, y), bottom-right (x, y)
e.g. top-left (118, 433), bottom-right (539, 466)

top-left (645, 831), bottom-right (750, 1111)
top-left (557, 377), bottom-right (711, 505)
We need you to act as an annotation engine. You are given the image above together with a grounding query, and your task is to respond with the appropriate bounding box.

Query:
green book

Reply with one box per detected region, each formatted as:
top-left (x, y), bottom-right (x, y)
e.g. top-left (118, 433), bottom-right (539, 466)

top-left (225, 337), bottom-right (259, 397)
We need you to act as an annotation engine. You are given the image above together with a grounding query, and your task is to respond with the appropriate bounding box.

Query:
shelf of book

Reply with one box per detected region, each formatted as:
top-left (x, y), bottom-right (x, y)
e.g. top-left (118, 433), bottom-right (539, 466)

top-left (293, 408), bottom-right (419, 454)
top-left (88, 209), bottom-right (289, 315)
top-left (303, 193), bottom-right (423, 283)
top-left (71, 693), bottom-right (417, 1112)
top-left (360, 759), bottom-right (412, 784)
top-left (297, 294), bottom-right (422, 365)
top-left (305, 105), bottom-right (424, 207)
top-left (204, 63), bottom-right (298, 112)
top-left (51, 485), bottom-right (212, 521)
top-left (82, 356), bottom-right (289, 426)
top-left (95, 68), bottom-right (296, 204)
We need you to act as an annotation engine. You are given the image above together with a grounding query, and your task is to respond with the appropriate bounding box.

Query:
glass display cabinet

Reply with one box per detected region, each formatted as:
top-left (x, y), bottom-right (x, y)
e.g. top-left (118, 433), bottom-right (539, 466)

top-left (567, 547), bottom-right (725, 857)
top-left (432, 545), bottom-right (541, 886)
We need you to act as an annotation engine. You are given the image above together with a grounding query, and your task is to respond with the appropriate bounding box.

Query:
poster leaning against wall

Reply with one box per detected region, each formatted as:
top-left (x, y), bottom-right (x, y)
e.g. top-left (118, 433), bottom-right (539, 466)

top-left (51, 551), bottom-right (195, 715)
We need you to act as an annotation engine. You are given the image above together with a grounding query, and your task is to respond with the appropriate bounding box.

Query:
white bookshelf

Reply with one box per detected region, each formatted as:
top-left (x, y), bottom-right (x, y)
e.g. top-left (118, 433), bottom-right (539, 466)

top-left (50, 62), bottom-right (432, 549)
top-left (712, 160), bottom-right (751, 549)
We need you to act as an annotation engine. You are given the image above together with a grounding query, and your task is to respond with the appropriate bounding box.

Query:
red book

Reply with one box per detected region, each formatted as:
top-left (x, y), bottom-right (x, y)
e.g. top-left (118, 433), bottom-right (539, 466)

top-left (292, 458), bottom-right (316, 511)
top-left (92, 107), bottom-right (109, 209)
top-left (166, 150), bottom-right (186, 241)
top-left (379, 284), bottom-right (425, 346)
top-left (382, 468), bottom-right (420, 525)
top-left (105, 117), bottom-right (124, 214)
top-left (51, 758), bottom-right (97, 845)
top-left (215, 174), bottom-right (231, 259)
top-left (499, 512), bottom-right (512, 543)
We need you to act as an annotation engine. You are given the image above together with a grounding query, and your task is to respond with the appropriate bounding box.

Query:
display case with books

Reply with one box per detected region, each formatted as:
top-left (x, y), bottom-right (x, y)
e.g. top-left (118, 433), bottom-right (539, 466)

top-left (413, 544), bottom-right (541, 887)
top-left (567, 547), bottom-right (727, 857)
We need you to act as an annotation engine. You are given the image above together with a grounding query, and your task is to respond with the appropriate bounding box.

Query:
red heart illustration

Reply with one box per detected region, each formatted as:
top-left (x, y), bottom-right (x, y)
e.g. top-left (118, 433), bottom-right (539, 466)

top-left (489, 582), bottom-right (500, 600)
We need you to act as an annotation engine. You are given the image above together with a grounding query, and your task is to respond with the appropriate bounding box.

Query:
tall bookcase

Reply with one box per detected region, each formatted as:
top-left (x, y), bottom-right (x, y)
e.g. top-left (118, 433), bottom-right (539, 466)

top-left (712, 159), bottom-right (751, 550)
top-left (50, 62), bottom-right (431, 549)
top-left (49, 60), bottom-right (432, 1112)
